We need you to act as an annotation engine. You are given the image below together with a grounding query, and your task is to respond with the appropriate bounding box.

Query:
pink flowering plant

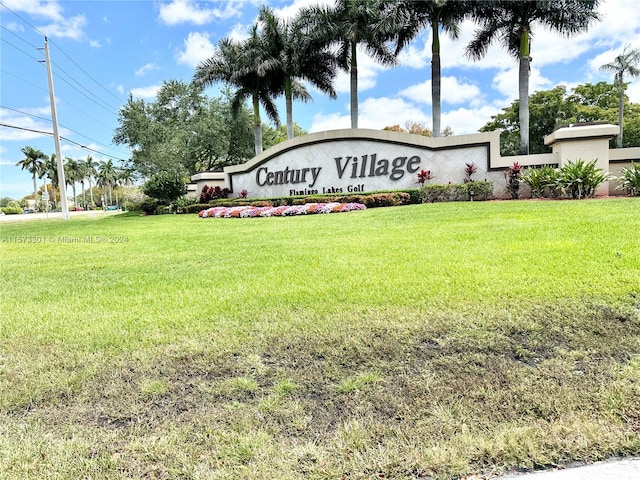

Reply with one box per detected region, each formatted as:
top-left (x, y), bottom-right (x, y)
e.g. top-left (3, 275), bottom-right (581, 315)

top-left (198, 202), bottom-right (366, 218)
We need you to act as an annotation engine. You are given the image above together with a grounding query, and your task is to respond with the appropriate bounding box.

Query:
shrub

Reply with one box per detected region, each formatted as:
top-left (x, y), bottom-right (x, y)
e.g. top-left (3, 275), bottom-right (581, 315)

top-left (122, 187), bottom-right (148, 211)
top-left (421, 184), bottom-right (456, 203)
top-left (616, 162), bottom-right (640, 196)
top-left (520, 165), bottom-right (561, 198)
top-left (460, 181), bottom-right (493, 200)
top-left (171, 196), bottom-right (199, 213)
top-left (420, 182), bottom-right (492, 203)
top-left (155, 205), bottom-right (172, 215)
top-left (141, 171), bottom-right (187, 203)
top-left (504, 162), bottom-right (522, 199)
top-left (1, 207), bottom-right (23, 215)
top-left (140, 198), bottom-right (160, 215)
top-left (558, 159), bottom-right (609, 199)
top-left (199, 185), bottom-right (230, 203)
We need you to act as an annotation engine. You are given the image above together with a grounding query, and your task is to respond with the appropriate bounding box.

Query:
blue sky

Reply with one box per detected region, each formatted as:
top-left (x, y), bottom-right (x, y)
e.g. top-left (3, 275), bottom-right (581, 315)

top-left (1, 0), bottom-right (639, 200)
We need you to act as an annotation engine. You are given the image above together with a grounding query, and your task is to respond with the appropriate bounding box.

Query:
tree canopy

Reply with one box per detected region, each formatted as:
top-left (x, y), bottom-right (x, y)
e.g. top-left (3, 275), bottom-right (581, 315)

top-left (113, 81), bottom-right (255, 177)
top-left (481, 82), bottom-right (640, 156)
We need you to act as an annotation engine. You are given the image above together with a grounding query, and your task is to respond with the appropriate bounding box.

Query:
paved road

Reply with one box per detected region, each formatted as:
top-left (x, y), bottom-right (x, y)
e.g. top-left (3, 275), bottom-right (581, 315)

top-left (498, 457), bottom-right (640, 479)
top-left (0, 210), bottom-right (122, 222)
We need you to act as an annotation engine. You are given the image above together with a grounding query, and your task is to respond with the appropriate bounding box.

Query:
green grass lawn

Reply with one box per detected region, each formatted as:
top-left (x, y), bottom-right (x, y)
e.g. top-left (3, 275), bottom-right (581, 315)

top-left (1, 198), bottom-right (639, 479)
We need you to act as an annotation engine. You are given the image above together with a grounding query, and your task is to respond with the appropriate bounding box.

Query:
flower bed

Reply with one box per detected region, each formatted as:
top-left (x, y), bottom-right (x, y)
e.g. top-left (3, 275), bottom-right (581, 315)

top-left (198, 202), bottom-right (366, 218)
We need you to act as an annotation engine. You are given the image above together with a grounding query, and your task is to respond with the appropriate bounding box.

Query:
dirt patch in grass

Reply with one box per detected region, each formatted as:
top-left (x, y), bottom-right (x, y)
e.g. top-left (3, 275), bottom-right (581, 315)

top-left (3, 301), bottom-right (639, 479)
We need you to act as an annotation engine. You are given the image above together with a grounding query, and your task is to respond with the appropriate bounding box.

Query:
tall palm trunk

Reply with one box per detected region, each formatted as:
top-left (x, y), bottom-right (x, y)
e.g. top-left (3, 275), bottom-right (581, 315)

top-left (88, 177), bottom-right (94, 206)
top-left (285, 76), bottom-right (294, 140)
top-left (431, 23), bottom-right (441, 138)
top-left (518, 30), bottom-right (531, 155)
top-left (31, 173), bottom-right (38, 210)
top-left (252, 94), bottom-right (263, 154)
top-left (81, 180), bottom-right (86, 208)
top-left (617, 77), bottom-right (624, 148)
top-left (350, 41), bottom-right (358, 129)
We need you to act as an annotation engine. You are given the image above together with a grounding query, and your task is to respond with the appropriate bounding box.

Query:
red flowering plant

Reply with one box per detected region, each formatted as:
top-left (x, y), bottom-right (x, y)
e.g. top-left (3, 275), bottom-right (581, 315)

top-left (417, 169), bottom-right (434, 186)
top-left (463, 162), bottom-right (477, 183)
top-left (505, 161), bottom-right (522, 199)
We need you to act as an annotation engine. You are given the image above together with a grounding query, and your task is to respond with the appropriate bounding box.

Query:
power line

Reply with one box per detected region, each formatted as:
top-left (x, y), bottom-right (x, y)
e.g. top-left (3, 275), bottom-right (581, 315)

top-left (0, 105), bottom-right (128, 156)
top-left (0, 122), bottom-right (130, 162)
top-left (49, 40), bottom-right (124, 107)
top-left (0, 36), bottom-right (43, 62)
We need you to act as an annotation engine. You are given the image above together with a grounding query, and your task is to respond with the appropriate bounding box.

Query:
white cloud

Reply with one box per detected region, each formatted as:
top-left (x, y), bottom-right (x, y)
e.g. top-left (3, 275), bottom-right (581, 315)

top-left (441, 105), bottom-right (504, 135)
top-left (5, 22), bottom-right (24, 32)
top-left (176, 32), bottom-right (216, 68)
top-left (135, 63), bottom-right (159, 77)
top-left (331, 46), bottom-right (393, 94)
top-left (399, 76), bottom-right (483, 107)
top-left (227, 23), bottom-right (250, 42)
top-left (0, 106), bottom-right (58, 141)
top-left (270, 0), bottom-right (333, 20)
top-left (2, 0), bottom-right (64, 21)
top-left (309, 97), bottom-right (428, 132)
top-left (129, 85), bottom-right (161, 99)
top-left (38, 14), bottom-right (87, 40)
top-left (3, 0), bottom-right (88, 41)
top-left (309, 112), bottom-right (350, 133)
top-left (158, 0), bottom-right (244, 26)
top-left (491, 65), bottom-right (553, 103)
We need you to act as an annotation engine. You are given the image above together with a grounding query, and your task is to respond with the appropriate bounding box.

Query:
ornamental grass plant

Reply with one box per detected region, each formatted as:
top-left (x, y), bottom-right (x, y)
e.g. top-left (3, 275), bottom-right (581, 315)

top-left (1, 198), bottom-right (639, 479)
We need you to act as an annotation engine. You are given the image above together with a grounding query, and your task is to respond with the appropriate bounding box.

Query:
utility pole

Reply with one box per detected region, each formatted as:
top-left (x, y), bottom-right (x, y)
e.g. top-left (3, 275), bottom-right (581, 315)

top-left (40, 37), bottom-right (69, 220)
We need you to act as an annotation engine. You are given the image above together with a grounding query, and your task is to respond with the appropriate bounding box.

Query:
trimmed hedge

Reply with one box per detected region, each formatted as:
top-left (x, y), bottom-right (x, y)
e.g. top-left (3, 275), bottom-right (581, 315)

top-left (1, 207), bottom-right (23, 215)
top-left (421, 181), bottom-right (493, 203)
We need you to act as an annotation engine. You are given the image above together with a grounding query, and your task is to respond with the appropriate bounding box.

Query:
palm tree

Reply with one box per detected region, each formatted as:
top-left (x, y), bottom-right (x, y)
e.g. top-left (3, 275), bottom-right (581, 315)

top-left (304, 0), bottom-right (399, 129)
top-left (466, 0), bottom-right (601, 154)
top-left (114, 167), bottom-right (135, 207)
top-left (44, 154), bottom-right (59, 208)
top-left (258, 6), bottom-right (338, 140)
top-left (600, 45), bottom-right (640, 148)
top-left (194, 28), bottom-right (281, 155)
top-left (16, 146), bottom-right (47, 209)
top-left (97, 160), bottom-right (117, 205)
top-left (64, 157), bottom-right (84, 209)
top-left (83, 155), bottom-right (99, 207)
top-left (394, 0), bottom-right (469, 137)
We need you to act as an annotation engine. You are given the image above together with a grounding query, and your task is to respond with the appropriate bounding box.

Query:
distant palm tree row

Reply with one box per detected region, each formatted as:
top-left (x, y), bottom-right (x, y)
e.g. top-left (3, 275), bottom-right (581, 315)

top-left (15, 147), bottom-right (134, 209)
top-left (193, 0), bottom-right (602, 155)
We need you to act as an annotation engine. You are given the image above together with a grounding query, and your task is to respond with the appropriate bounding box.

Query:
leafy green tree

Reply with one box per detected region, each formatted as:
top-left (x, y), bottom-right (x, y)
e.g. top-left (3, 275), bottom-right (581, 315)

top-left (394, 0), bottom-right (469, 137)
top-left (263, 122), bottom-right (307, 150)
top-left (16, 146), bottom-right (47, 208)
top-left (467, 0), bottom-right (601, 155)
top-left (481, 82), bottom-right (640, 155)
top-left (141, 171), bottom-right (187, 204)
top-left (304, 0), bottom-right (399, 129)
top-left (258, 6), bottom-right (338, 140)
top-left (114, 81), bottom-right (254, 175)
top-left (600, 45), bottom-right (640, 148)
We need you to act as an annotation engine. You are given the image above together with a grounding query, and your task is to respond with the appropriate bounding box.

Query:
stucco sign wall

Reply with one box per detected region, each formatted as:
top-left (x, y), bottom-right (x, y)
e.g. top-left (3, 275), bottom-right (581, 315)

top-left (224, 129), bottom-right (503, 198)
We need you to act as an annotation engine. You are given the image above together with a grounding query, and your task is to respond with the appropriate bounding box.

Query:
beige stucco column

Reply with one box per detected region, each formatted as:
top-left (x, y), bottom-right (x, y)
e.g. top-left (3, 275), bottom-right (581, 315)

top-left (544, 123), bottom-right (619, 196)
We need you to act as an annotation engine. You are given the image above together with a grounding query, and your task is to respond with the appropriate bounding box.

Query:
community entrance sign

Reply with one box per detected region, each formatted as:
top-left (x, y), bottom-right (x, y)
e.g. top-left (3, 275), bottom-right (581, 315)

top-left (190, 124), bottom-right (624, 199)
top-left (223, 129), bottom-right (500, 198)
